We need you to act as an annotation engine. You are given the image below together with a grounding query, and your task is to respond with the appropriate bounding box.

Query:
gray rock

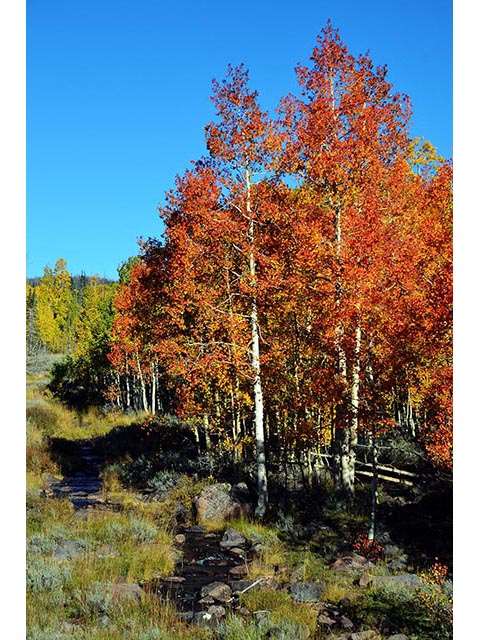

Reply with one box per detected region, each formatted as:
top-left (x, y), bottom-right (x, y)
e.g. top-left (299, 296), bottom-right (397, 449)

top-left (53, 540), bottom-right (89, 561)
top-left (386, 635), bottom-right (409, 640)
top-left (229, 564), bottom-right (248, 578)
top-left (290, 581), bottom-right (325, 602)
top-left (330, 554), bottom-right (375, 574)
top-left (350, 631), bottom-right (381, 640)
top-left (194, 483), bottom-right (252, 523)
top-left (220, 527), bottom-right (247, 549)
top-left (317, 614), bottom-right (336, 626)
top-left (231, 579), bottom-right (258, 593)
top-left (200, 581), bottom-right (232, 603)
top-left (207, 604), bottom-right (226, 619)
top-left (174, 534), bottom-right (186, 545)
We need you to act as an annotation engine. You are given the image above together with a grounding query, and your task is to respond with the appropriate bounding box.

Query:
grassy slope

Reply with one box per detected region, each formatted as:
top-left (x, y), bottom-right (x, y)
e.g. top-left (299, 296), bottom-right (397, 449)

top-left (26, 365), bottom-right (452, 640)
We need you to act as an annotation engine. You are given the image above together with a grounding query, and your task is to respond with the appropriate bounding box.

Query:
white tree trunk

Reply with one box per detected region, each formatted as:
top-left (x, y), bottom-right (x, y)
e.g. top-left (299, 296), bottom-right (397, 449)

top-left (246, 168), bottom-right (268, 518)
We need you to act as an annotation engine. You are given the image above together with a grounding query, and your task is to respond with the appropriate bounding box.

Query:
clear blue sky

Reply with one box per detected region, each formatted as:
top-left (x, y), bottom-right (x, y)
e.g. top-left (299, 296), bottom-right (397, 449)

top-left (27, 0), bottom-right (452, 280)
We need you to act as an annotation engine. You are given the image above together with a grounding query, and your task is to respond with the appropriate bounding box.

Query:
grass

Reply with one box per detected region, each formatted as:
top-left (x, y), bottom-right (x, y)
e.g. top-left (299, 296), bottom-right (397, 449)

top-left (25, 371), bottom-right (453, 640)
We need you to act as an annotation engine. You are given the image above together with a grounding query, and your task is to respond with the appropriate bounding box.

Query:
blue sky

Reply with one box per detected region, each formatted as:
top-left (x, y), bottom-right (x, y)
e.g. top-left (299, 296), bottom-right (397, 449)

top-left (27, 0), bottom-right (452, 280)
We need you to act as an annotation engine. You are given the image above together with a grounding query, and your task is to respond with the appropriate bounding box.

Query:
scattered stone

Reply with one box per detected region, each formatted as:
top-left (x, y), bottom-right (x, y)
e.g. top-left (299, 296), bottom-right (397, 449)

top-left (237, 606), bottom-right (252, 618)
top-left (179, 611), bottom-right (194, 622)
top-left (200, 581), bottom-right (232, 603)
top-left (207, 604), bottom-right (226, 619)
top-left (220, 528), bottom-right (247, 549)
top-left (174, 534), bottom-right (186, 545)
top-left (193, 611), bottom-right (213, 626)
top-left (340, 616), bottom-right (354, 630)
top-left (194, 483), bottom-right (252, 523)
top-left (350, 631), bottom-right (381, 640)
top-left (330, 554), bottom-right (375, 574)
top-left (162, 576), bottom-right (185, 584)
top-left (198, 595), bottom-right (216, 605)
top-left (53, 540), bottom-right (89, 561)
top-left (386, 635), bottom-right (409, 640)
top-left (231, 579), bottom-right (257, 593)
top-left (229, 564), bottom-right (248, 578)
top-left (229, 546), bottom-right (247, 558)
top-left (252, 542), bottom-right (264, 556)
top-left (41, 472), bottom-right (60, 489)
top-left (358, 572), bottom-right (372, 588)
top-left (317, 613), bottom-right (336, 626)
top-left (290, 581), bottom-right (325, 602)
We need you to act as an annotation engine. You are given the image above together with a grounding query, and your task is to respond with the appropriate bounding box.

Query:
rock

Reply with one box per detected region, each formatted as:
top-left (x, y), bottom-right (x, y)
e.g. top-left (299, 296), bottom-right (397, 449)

top-left (317, 613), bottom-right (336, 626)
top-left (350, 631), bottom-right (381, 640)
top-left (174, 534), bottom-right (186, 545)
top-left (340, 616), bottom-right (354, 630)
top-left (194, 483), bottom-right (252, 523)
top-left (198, 595), bottom-right (216, 605)
top-left (162, 576), bottom-right (185, 584)
top-left (53, 540), bottom-right (89, 561)
top-left (229, 564), bottom-right (248, 578)
top-left (231, 579), bottom-right (258, 593)
top-left (386, 635), bottom-right (409, 640)
top-left (207, 604), bottom-right (226, 619)
top-left (253, 542), bottom-right (264, 556)
top-left (220, 528), bottom-right (247, 549)
top-left (237, 606), bottom-right (252, 618)
top-left (229, 547), bottom-right (246, 558)
top-left (179, 611), bottom-right (194, 622)
top-left (371, 574), bottom-right (421, 592)
top-left (358, 572), bottom-right (372, 588)
top-left (290, 581), bottom-right (325, 602)
top-left (330, 554), bottom-right (375, 574)
top-left (200, 581), bottom-right (232, 603)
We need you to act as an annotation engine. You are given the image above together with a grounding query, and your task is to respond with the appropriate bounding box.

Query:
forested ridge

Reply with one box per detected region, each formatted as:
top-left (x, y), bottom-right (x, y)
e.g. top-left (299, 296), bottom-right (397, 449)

top-left (28, 24), bottom-right (451, 509)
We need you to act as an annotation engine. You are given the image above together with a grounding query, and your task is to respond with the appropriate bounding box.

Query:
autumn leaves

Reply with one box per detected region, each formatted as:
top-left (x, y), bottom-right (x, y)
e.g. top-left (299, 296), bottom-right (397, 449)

top-left (109, 23), bottom-right (452, 512)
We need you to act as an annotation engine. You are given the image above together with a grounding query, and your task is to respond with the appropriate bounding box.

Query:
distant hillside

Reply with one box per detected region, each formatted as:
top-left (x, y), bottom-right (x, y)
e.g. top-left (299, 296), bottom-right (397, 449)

top-left (27, 274), bottom-right (117, 288)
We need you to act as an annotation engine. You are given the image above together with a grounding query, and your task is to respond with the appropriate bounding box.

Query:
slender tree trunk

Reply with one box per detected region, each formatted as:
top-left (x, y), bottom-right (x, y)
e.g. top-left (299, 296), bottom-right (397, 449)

top-left (367, 426), bottom-right (378, 541)
top-left (136, 352), bottom-right (148, 412)
top-left (341, 318), bottom-right (361, 499)
top-left (246, 168), bottom-right (268, 518)
top-left (151, 362), bottom-right (156, 415)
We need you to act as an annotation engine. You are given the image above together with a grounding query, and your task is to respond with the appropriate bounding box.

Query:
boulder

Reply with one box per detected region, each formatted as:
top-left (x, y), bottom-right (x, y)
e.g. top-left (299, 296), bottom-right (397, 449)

top-left (386, 635), bottom-right (409, 640)
top-left (330, 554), bottom-right (375, 574)
top-left (53, 540), bottom-right (89, 561)
top-left (207, 604), bottom-right (226, 619)
top-left (350, 631), bottom-right (381, 640)
top-left (290, 581), bottom-right (325, 602)
top-left (229, 564), bottom-right (248, 578)
top-left (200, 581), bottom-right (232, 603)
top-left (220, 528), bottom-right (247, 549)
top-left (194, 483), bottom-right (252, 523)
